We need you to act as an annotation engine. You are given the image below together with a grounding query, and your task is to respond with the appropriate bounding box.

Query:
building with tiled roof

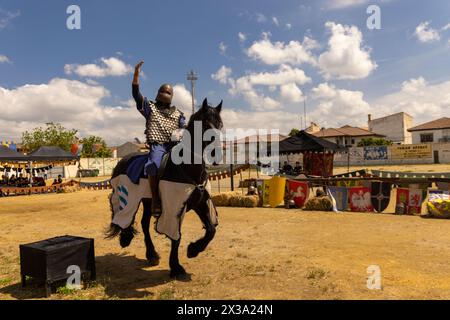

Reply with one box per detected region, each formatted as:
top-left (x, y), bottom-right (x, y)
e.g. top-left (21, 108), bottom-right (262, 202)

top-left (312, 125), bottom-right (385, 147)
top-left (408, 117), bottom-right (450, 144)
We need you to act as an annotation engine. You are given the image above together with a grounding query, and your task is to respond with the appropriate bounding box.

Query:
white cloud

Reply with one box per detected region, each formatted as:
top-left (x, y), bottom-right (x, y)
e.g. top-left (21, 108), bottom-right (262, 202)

top-left (239, 90), bottom-right (280, 111)
top-left (64, 57), bottom-right (133, 78)
top-left (280, 83), bottom-right (304, 103)
top-left (0, 78), bottom-right (197, 145)
top-left (327, 0), bottom-right (368, 9)
top-left (172, 83), bottom-right (195, 116)
top-left (415, 21), bottom-right (441, 43)
top-left (255, 13), bottom-right (267, 23)
top-left (226, 65), bottom-right (311, 111)
top-left (0, 55), bottom-right (10, 63)
top-left (442, 23), bottom-right (450, 31)
top-left (211, 76), bottom-right (450, 135)
top-left (219, 42), bottom-right (227, 55)
top-left (318, 22), bottom-right (377, 80)
top-left (310, 83), bottom-right (371, 127)
top-left (221, 109), bottom-right (301, 133)
top-left (0, 8), bottom-right (20, 29)
top-left (0, 78), bottom-right (145, 145)
top-left (246, 35), bottom-right (318, 66)
top-left (231, 65), bottom-right (311, 90)
top-left (286, 23), bottom-right (292, 30)
top-left (400, 77), bottom-right (427, 94)
top-left (238, 32), bottom-right (247, 42)
top-left (211, 66), bottom-right (232, 84)
top-left (272, 17), bottom-right (279, 27)
top-left (373, 77), bottom-right (450, 122)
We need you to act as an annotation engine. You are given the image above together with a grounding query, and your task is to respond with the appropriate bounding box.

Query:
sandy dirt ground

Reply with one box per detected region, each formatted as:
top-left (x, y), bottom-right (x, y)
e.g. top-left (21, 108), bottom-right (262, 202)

top-left (2, 182), bottom-right (450, 300)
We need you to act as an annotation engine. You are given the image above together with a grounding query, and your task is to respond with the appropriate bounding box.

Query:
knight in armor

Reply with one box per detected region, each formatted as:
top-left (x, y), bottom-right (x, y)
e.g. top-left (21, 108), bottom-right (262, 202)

top-left (132, 61), bottom-right (186, 215)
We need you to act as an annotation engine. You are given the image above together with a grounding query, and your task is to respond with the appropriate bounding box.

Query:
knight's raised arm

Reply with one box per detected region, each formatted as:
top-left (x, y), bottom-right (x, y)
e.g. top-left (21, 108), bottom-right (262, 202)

top-left (132, 61), bottom-right (151, 117)
top-left (132, 61), bottom-right (144, 85)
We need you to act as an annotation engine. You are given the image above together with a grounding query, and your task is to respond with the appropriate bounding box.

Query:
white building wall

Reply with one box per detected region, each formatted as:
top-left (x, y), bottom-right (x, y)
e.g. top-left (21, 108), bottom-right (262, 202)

top-left (411, 130), bottom-right (445, 144)
top-left (369, 113), bottom-right (413, 144)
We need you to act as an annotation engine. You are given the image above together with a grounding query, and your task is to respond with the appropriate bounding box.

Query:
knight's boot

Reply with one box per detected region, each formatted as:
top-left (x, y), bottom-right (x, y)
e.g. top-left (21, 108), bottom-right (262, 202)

top-left (149, 176), bottom-right (161, 216)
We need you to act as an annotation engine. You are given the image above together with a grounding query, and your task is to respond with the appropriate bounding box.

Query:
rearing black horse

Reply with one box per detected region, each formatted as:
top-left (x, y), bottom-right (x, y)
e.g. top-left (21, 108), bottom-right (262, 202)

top-left (106, 98), bottom-right (223, 280)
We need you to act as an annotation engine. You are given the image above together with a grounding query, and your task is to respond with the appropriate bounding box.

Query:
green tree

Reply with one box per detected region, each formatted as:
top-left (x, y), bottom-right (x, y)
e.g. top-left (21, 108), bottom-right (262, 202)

top-left (289, 128), bottom-right (301, 137)
top-left (22, 122), bottom-right (78, 152)
top-left (357, 138), bottom-right (393, 147)
top-left (80, 135), bottom-right (112, 158)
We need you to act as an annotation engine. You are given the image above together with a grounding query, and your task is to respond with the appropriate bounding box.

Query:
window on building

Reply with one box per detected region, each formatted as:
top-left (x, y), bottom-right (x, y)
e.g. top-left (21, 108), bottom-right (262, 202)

top-left (351, 139), bottom-right (355, 145)
top-left (420, 133), bottom-right (434, 143)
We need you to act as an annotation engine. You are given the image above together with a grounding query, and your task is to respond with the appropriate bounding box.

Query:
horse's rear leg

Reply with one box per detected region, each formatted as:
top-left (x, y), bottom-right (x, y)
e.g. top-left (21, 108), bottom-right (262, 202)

top-left (142, 199), bottom-right (160, 266)
top-left (187, 200), bottom-right (216, 259)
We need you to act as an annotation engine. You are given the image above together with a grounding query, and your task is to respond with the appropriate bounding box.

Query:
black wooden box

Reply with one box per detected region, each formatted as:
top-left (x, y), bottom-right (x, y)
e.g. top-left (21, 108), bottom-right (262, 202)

top-left (20, 235), bottom-right (96, 296)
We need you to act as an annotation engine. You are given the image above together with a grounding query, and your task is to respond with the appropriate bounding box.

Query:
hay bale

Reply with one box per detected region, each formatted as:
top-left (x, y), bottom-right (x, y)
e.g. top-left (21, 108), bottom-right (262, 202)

top-left (243, 195), bottom-right (259, 207)
top-left (211, 191), bottom-right (240, 207)
top-left (304, 196), bottom-right (333, 211)
top-left (211, 193), bottom-right (230, 206)
top-left (229, 195), bottom-right (244, 207)
top-left (211, 191), bottom-right (259, 208)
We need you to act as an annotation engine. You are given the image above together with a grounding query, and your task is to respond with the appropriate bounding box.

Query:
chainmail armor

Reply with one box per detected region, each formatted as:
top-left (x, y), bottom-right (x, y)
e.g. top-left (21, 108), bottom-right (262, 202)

top-left (145, 101), bottom-right (183, 145)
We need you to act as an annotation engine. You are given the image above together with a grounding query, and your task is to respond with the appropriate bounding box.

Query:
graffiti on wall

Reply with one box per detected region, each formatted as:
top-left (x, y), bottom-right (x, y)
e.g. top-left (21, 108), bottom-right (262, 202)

top-left (364, 146), bottom-right (388, 160)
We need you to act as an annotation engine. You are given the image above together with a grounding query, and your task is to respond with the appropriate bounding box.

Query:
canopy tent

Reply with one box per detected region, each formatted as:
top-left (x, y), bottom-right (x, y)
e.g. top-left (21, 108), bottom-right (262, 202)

top-left (279, 131), bottom-right (347, 177)
top-left (279, 130), bottom-right (347, 154)
top-left (28, 146), bottom-right (79, 164)
top-left (0, 145), bottom-right (28, 163)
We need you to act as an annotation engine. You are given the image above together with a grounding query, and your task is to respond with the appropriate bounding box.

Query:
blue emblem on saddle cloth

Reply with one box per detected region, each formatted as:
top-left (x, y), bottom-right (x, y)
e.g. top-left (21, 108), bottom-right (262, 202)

top-left (117, 185), bottom-right (129, 211)
top-left (126, 154), bottom-right (148, 184)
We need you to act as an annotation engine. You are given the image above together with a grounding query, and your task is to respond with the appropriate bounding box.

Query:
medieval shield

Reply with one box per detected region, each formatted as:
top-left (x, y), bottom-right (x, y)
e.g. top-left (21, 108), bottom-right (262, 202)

top-left (288, 180), bottom-right (309, 208)
top-left (327, 186), bottom-right (348, 211)
top-left (396, 188), bottom-right (423, 215)
top-left (349, 187), bottom-right (373, 212)
top-left (370, 182), bottom-right (392, 213)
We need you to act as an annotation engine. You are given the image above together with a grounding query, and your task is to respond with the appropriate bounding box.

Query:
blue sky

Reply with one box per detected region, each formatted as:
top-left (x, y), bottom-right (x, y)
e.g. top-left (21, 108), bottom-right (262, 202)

top-left (0, 0), bottom-right (449, 144)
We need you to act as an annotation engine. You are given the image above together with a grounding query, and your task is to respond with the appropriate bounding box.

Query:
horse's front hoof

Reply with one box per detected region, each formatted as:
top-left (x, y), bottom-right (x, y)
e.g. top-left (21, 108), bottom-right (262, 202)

top-left (147, 253), bottom-right (160, 266)
top-left (170, 266), bottom-right (191, 282)
top-left (187, 243), bottom-right (199, 259)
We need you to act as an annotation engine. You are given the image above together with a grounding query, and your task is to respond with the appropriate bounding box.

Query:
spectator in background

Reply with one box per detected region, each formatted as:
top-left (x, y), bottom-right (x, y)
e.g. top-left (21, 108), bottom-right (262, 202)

top-left (282, 161), bottom-right (293, 175)
top-left (294, 161), bottom-right (303, 175)
top-left (57, 175), bottom-right (63, 184)
top-left (9, 174), bottom-right (16, 186)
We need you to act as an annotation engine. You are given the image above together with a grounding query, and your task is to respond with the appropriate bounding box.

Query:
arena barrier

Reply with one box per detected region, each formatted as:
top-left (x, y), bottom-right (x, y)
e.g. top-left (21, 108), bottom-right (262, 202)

top-left (0, 181), bottom-right (77, 196)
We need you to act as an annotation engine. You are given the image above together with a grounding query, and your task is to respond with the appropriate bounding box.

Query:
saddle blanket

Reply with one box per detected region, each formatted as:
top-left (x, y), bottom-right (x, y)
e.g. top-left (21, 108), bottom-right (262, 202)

top-left (110, 174), bottom-right (218, 241)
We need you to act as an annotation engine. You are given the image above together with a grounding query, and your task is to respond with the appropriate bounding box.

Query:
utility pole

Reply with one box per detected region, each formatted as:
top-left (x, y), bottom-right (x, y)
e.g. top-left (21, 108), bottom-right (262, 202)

top-left (187, 70), bottom-right (198, 115)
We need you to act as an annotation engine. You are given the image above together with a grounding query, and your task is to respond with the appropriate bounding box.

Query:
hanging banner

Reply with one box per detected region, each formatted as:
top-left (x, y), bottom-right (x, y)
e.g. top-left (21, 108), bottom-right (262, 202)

top-left (396, 188), bottom-right (423, 215)
top-left (303, 152), bottom-right (333, 177)
top-left (287, 180), bottom-right (309, 208)
top-left (349, 187), bottom-right (373, 212)
top-left (327, 186), bottom-right (348, 211)
top-left (390, 144), bottom-right (432, 159)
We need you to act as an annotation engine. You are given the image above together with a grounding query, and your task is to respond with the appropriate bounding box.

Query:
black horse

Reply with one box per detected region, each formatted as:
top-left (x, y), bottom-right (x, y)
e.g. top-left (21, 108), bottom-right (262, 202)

top-left (106, 98), bottom-right (223, 280)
